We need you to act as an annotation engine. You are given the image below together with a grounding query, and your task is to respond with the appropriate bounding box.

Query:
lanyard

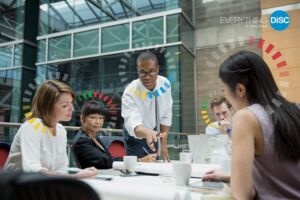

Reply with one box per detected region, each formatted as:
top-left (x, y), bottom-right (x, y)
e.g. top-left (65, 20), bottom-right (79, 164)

top-left (154, 95), bottom-right (161, 156)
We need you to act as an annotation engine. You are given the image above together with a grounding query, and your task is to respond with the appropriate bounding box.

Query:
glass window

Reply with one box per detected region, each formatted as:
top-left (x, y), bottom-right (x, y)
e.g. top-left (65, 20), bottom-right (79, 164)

top-left (0, 68), bottom-right (21, 141)
top-left (180, 1), bottom-right (193, 24)
top-left (165, 46), bottom-right (180, 132)
top-left (38, 0), bottom-right (181, 35)
top-left (102, 24), bottom-right (129, 53)
top-left (0, 0), bottom-right (25, 43)
top-left (48, 35), bottom-right (71, 61)
top-left (131, 0), bottom-right (166, 15)
top-left (132, 17), bottom-right (163, 48)
top-left (74, 29), bottom-right (99, 57)
top-left (166, 0), bottom-right (179, 10)
top-left (181, 16), bottom-right (194, 53)
top-left (0, 45), bottom-right (13, 68)
top-left (180, 46), bottom-right (195, 132)
top-left (39, 0), bottom-right (129, 35)
top-left (0, 69), bottom-right (21, 122)
top-left (167, 14), bottom-right (180, 43)
top-left (37, 40), bottom-right (46, 63)
top-left (14, 44), bottom-right (23, 66)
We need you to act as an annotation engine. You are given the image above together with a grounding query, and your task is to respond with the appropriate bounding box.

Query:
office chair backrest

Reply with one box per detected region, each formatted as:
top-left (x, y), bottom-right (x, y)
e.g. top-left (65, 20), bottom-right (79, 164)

top-left (0, 172), bottom-right (100, 200)
top-left (100, 136), bottom-right (126, 157)
top-left (68, 144), bottom-right (82, 169)
top-left (108, 141), bottom-right (126, 157)
top-left (0, 142), bottom-right (10, 168)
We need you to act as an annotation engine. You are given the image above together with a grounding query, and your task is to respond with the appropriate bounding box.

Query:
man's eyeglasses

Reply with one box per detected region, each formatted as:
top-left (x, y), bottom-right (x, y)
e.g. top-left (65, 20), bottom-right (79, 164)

top-left (137, 70), bottom-right (157, 77)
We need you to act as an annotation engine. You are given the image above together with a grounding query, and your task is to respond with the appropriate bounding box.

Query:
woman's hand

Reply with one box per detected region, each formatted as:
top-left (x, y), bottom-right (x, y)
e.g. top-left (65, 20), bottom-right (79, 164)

top-left (75, 167), bottom-right (98, 179)
top-left (202, 169), bottom-right (230, 182)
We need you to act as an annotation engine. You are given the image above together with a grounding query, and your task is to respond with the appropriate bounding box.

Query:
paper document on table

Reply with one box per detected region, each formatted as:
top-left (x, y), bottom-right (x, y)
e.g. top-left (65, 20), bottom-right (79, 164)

top-left (112, 162), bottom-right (220, 178)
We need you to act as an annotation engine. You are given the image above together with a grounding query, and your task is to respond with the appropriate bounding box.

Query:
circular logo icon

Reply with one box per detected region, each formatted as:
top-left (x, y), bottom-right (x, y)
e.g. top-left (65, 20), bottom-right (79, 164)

top-left (270, 10), bottom-right (290, 31)
top-left (76, 90), bottom-right (118, 128)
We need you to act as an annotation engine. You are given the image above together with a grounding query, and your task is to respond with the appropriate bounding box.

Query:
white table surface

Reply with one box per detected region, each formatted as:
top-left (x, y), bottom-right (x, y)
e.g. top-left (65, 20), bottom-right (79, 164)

top-left (83, 170), bottom-right (232, 200)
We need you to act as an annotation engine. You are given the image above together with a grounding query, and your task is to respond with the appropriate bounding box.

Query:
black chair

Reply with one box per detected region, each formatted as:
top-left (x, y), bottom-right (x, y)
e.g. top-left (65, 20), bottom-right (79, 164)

top-left (99, 136), bottom-right (126, 157)
top-left (0, 142), bottom-right (10, 168)
top-left (68, 143), bottom-right (82, 169)
top-left (0, 172), bottom-right (101, 200)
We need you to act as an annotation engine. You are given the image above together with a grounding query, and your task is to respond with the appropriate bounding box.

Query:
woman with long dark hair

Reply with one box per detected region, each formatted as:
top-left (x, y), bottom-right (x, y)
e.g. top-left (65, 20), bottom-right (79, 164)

top-left (203, 51), bottom-right (300, 199)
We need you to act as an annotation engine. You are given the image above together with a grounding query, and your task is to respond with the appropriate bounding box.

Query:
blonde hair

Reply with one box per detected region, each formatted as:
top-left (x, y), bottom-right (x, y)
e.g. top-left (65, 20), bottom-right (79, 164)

top-left (28, 80), bottom-right (74, 127)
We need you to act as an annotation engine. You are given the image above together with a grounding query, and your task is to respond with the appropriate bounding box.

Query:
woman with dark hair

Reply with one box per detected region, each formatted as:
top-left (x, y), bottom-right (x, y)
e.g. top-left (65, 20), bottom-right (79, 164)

top-left (73, 101), bottom-right (156, 169)
top-left (203, 51), bottom-right (300, 199)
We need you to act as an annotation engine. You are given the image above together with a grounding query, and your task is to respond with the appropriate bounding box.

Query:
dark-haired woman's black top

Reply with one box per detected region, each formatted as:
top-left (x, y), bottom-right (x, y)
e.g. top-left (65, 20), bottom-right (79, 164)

top-left (73, 129), bottom-right (122, 169)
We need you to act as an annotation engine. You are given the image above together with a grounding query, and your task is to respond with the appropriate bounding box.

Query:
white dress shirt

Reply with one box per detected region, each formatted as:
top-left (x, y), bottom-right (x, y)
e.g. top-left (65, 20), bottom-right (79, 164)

top-left (122, 75), bottom-right (173, 137)
top-left (205, 121), bottom-right (221, 135)
top-left (4, 118), bottom-right (68, 174)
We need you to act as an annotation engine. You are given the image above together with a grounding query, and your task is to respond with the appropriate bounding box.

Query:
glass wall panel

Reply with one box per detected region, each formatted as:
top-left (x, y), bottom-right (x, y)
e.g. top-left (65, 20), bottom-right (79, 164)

top-left (180, 0), bottom-right (193, 23)
top-left (131, 0), bottom-right (165, 15)
top-left (74, 29), bottom-right (99, 57)
top-left (167, 14), bottom-right (180, 43)
top-left (132, 17), bottom-right (163, 48)
top-left (180, 46), bottom-right (195, 133)
top-left (165, 46), bottom-right (180, 132)
top-left (102, 24), bottom-right (129, 53)
top-left (14, 44), bottom-right (23, 66)
top-left (37, 40), bottom-right (46, 63)
top-left (0, 45), bottom-right (13, 68)
top-left (39, 0), bottom-right (180, 35)
top-left (48, 35), bottom-right (71, 61)
top-left (166, 0), bottom-right (179, 10)
top-left (0, 0), bottom-right (25, 43)
top-left (0, 68), bottom-right (22, 141)
top-left (181, 16), bottom-right (194, 53)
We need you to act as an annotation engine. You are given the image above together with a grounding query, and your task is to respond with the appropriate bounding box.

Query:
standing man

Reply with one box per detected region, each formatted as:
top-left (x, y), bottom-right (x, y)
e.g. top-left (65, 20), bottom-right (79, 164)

top-left (205, 96), bottom-right (232, 136)
top-left (121, 52), bottom-right (173, 162)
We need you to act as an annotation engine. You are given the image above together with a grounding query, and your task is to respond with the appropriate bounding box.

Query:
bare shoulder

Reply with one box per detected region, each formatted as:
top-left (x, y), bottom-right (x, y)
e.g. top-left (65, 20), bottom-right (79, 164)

top-left (232, 108), bottom-right (260, 136)
top-left (233, 109), bottom-right (257, 122)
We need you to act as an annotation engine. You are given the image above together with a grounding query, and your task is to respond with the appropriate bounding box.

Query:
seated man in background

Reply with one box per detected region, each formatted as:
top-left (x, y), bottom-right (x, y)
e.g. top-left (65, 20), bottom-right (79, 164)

top-left (205, 96), bottom-right (232, 136)
top-left (73, 101), bottom-right (156, 169)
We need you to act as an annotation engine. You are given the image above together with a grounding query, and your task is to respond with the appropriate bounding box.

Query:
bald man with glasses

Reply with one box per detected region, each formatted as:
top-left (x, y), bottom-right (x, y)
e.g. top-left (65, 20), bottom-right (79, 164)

top-left (121, 52), bottom-right (173, 162)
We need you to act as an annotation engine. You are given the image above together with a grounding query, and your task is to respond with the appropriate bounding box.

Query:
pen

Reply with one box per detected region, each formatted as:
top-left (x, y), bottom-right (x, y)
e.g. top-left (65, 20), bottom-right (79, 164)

top-left (142, 146), bottom-right (150, 155)
top-left (149, 132), bottom-right (161, 146)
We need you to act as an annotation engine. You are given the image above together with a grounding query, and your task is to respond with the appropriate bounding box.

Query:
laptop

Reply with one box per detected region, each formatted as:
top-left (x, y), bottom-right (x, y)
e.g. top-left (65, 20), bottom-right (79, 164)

top-left (188, 134), bottom-right (213, 164)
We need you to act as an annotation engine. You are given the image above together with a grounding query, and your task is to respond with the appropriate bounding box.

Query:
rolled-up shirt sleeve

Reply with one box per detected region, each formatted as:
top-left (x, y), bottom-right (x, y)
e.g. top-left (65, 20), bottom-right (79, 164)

top-left (20, 124), bottom-right (43, 172)
top-left (122, 91), bottom-right (143, 137)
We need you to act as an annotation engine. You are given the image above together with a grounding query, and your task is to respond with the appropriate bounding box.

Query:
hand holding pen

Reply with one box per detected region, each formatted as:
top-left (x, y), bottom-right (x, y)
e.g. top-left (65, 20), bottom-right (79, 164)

top-left (146, 131), bottom-right (167, 152)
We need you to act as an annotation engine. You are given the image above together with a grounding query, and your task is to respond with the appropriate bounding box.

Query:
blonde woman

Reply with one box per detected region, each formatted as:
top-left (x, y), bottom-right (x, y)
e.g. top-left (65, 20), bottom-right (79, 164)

top-left (4, 80), bottom-right (97, 178)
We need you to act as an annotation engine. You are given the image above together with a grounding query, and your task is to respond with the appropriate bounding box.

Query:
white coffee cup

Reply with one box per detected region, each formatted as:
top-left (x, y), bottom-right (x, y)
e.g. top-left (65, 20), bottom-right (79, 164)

top-left (172, 161), bottom-right (192, 186)
top-left (123, 156), bottom-right (137, 172)
top-left (179, 152), bottom-right (192, 163)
